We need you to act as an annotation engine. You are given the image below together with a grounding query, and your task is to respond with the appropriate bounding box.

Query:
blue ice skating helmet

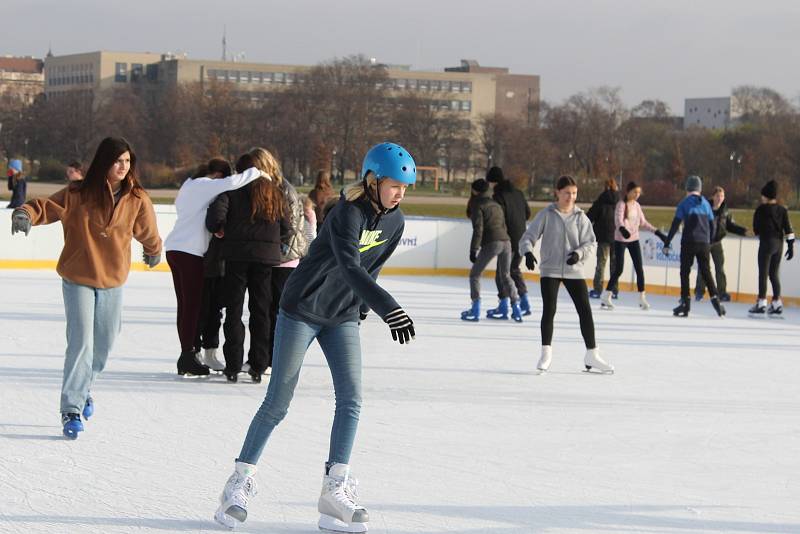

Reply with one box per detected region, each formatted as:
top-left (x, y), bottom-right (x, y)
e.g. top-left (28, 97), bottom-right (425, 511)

top-left (8, 159), bottom-right (23, 173)
top-left (361, 142), bottom-right (416, 185)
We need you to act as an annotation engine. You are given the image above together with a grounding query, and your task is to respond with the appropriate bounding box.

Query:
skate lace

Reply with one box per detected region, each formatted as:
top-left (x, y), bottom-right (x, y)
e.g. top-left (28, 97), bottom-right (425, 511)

top-left (229, 473), bottom-right (258, 507)
top-left (326, 474), bottom-right (361, 511)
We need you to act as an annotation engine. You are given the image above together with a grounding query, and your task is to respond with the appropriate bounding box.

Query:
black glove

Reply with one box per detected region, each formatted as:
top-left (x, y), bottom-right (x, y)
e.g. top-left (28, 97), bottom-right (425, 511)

top-left (654, 229), bottom-right (668, 243)
top-left (524, 252), bottom-right (537, 271)
top-left (359, 310), bottom-right (368, 323)
top-left (618, 226), bottom-right (631, 239)
top-left (566, 251), bottom-right (579, 265)
top-left (11, 209), bottom-right (31, 236)
top-left (662, 242), bottom-right (672, 256)
top-left (786, 239), bottom-right (795, 261)
top-left (384, 308), bottom-right (415, 345)
top-left (143, 252), bottom-right (161, 268)
top-left (469, 250), bottom-right (477, 263)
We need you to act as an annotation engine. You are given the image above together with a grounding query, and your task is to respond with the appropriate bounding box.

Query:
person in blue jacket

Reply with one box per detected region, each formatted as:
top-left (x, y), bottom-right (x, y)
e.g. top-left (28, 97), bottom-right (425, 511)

top-left (213, 142), bottom-right (417, 534)
top-left (6, 159), bottom-right (27, 209)
top-left (660, 175), bottom-right (725, 317)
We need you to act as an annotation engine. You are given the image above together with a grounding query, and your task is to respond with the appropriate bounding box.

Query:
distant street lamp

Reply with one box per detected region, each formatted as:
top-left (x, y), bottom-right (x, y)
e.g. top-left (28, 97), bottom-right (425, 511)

top-left (729, 151), bottom-right (743, 182)
top-left (568, 151), bottom-right (575, 174)
top-left (331, 149), bottom-right (337, 184)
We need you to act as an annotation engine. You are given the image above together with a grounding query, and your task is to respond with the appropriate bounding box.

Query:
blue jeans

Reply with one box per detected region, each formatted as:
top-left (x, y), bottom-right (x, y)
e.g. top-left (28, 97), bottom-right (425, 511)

top-left (238, 311), bottom-right (362, 465)
top-left (61, 279), bottom-right (123, 414)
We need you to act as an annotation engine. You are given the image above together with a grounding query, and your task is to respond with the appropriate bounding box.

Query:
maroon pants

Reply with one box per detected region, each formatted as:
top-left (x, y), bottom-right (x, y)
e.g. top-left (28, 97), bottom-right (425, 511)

top-left (167, 251), bottom-right (205, 353)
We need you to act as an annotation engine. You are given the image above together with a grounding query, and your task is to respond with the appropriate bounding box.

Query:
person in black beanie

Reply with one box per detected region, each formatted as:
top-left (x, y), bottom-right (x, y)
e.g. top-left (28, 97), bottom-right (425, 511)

top-left (485, 166), bottom-right (532, 319)
top-left (749, 180), bottom-right (795, 317)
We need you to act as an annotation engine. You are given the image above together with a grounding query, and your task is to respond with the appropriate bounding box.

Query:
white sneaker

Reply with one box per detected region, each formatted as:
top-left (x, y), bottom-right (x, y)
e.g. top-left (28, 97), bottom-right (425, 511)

top-left (214, 461), bottom-right (258, 529)
top-left (584, 348), bottom-right (614, 374)
top-left (318, 463), bottom-right (369, 532)
top-left (639, 292), bottom-right (650, 311)
top-left (200, 348), bottom-right (225, 372)
top-left (600, 291), bottom-right (615, 310)
top-left (537, 346), bottom-right (552, 372)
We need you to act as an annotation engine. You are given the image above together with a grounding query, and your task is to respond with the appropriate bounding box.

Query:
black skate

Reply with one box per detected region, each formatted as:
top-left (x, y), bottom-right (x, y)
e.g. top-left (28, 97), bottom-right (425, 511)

top-left (177, 350), bottom-right (210, 376)
top-left (710, 296), bottom-right (726, 317)
top-left (672, 299), bottom-right (690, 317)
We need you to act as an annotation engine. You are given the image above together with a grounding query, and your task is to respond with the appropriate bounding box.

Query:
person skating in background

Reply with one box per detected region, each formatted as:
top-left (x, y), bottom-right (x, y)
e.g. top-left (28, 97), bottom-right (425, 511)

top-left (485, 166), bottom-right (532, 318)
top-left (66, 161), bottom-right (84, 182)
top-left (586, 179), bottom-right (618, 299)
top-left (659, 175), bottom-right (726, 318)
top-left (308, 170), bottom-right (336, 231)
top-left (300, 194), bottom-right (318, 243)
top-left (600, 181), bottom-right (667, 311)
top-left (6, 159), bottom-right (27, 209)
top-left (206, 150), bottom-right (290, 383)
top-left (519, 175), bottom-right (613, 374)
top-left (749, 180), bottom-right (794, 317)
top-left (694, 186), bottom-right (747, 302)
top-left (460, 178), bottom-right (521, 322)
top-left (164, 157), bottom-right (265, 376)
top-left (213, 143), bottom-right (417, 533)
top-left (10, 137), bottom-right (161, 439)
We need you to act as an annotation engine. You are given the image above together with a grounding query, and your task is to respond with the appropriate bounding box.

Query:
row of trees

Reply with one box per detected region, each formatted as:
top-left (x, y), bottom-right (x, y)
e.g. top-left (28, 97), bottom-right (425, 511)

top-left (1, 55), bottom-right (799, 207)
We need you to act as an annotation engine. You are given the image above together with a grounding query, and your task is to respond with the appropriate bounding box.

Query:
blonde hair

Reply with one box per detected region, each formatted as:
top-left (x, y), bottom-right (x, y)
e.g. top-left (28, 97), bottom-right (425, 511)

top-left (344, 174), bottom-right (378, 202)
top-left (249, 147), bottom-right (284, 184)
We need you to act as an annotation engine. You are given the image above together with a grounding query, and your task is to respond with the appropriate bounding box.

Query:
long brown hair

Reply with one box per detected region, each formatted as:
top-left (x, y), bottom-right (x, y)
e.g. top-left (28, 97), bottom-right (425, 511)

top-left (623, 181), bottom-right (639, 220)
top-left (79, 137), bottom-right (144, 209)
top-left (244, 149), bottom-right (284, 222)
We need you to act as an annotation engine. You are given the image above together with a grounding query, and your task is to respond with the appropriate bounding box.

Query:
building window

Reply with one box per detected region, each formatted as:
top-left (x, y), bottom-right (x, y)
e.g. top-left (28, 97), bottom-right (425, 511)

top-left (114, 62), bottom-right (127, 83)
top-left (461, 100), bottom-right (471, 112)
top-left (262, 72), bottom-right (273, 83)
top-left (408, 79), bottom-right (417, 90)
top-left (396, 78), bottom-right (406, 89)
top-left (131, 63), bottom-right (143, 82)
top-left (451, 100), bottom-right (460, 110)
top-left (418, 79), bottom-right (429, 91)
top-left (463, 82), bottom-right (472, 93)
top-left (452, 82), bottom-right (462, 93)
top-left (430, 80), bottom-right (441, 92)
top-left (146, 64), bottom-right (158, 81)
top-left (286, 72), bottom-right (295, 84)
top-left (274, 72), bottom-right (285, 83)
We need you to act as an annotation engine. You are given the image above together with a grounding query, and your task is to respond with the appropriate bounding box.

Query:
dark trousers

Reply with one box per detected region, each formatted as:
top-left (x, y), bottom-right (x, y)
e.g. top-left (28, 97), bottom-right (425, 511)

top-left (592, 242), bottom-right (616, 293)
top-left (680, 242), bottom-right (717, 300)
top-left (223, 261), bottom-right (273, 374)
top-left (540, 277), bottom-right (596, 349)
top-left (695, 241), bottom-right (726, 297)
top-left (497, 250), bottom-right (528, 298)
top-left (606, 240), bottom-right (645, 293)
top-left (757, 238), bottom-right (783, 299)
top-left (166, 251), bottom-right (205, 353)
top-left (265, 267), bottom-right (295, 370)
top-left (197, 276), bottom-right (223, 349)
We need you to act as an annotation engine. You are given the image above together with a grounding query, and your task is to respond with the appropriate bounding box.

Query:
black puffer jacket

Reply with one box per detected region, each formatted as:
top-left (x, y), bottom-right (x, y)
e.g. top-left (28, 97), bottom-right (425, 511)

top-left (710, 199), bottom-right (747, 243)
top-left (586, 189), bottom-right (618, 243)
top-left (492, 180), bottom-right (530, 253)
top-left (205, 181), bottom-right (290, 265)
top-left (470, 192), bottom-right (510, 252)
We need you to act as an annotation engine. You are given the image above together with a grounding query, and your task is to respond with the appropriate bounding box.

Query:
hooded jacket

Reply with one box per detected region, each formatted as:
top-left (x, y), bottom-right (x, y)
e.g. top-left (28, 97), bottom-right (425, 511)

top-left (666, 193), bottom-right (715, 245)
top-left (586, 189), bottom-right (618, 243)
top-left (753, 203), bottom-right (794, 242)
top-left (278, 180), bottom-right (309, 263)
top-left (469, 191), bottom-right (510, 252)
top-left (518, 203), bottom-right (596, 280)
top-left (492, 180), bottom-right (530, 253)
top-left (709, 199), bottom-right (746, 243)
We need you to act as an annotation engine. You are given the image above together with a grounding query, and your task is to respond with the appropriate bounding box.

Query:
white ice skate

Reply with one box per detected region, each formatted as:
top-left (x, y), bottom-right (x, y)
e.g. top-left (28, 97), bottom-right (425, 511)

top-left (600, 291), bottom-right (615, 310)
top-left (748, 299), bottom-right (768, 318)
top-left (200, 348), bottom-right (225, 372)
top-left (584, 348), bottom-right (614, 374)
top-left (638, 292), bottom-right (650, 311)
top-left (536, 346), bottom-right (552, 373)
top-left (318, 463), bottom-right (369, 533)
top-left (768, 299), bottom-right (784, 319)
top-left (214, 461), bottom-right (258, 529)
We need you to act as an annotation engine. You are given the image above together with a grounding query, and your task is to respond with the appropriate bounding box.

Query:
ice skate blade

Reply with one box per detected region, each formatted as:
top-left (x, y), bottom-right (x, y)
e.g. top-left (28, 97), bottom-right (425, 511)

top-left (748, 313), bottom-right (766, 319)
top-left (213, 508), bottom-right (237, 529)
top-left (318, 514), bottom-right (368, 533)
top-left (600, 304), bottom-right (614, 311)
top-left (584, 366), bottom-right (614, 375)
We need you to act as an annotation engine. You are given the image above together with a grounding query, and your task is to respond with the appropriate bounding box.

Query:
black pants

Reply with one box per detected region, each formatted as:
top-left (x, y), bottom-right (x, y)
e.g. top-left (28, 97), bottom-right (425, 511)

top-left (222, 261), bottom-right (273, 375)
top-left (540, 277), bottom-right (596, 349)
top-left (265, 267), bottom-right (295, 369)
top-left (606, 240), bottom-right (645, 293)
top-left (497, 250), bottom-right (528, 299)
top-left (695, 241), bottom-right (726, 297)
top-left (680, 242), bottom-right (717, 300)
top-left (196, 276), bottom-right (223, 350)
top-left (757, 238), bottom-right (783, 299)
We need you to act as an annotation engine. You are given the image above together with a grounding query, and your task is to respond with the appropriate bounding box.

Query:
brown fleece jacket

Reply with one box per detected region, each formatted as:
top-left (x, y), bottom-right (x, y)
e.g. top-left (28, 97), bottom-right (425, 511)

top-left (20, 180), bottom-right (162, 288)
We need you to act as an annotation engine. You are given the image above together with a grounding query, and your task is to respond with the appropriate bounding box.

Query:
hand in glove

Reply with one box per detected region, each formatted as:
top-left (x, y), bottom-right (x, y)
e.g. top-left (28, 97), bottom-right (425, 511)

top-left (662, 243), bottom-right (672, 256)
top-left (359, 310), bottom-right (368, 324)
top-left (384, 308), bottom-right (415, 345)
top-left (618, 226), bottom-right (631, 239)
top-left (654, 229), bottom-right (668, 243)
top-left (143, 252), bottom-right (161, 268)
top-left (566, 251), bottom-right (579, 265)
top-left (786, 239), bottom-right (795, 261)
top-left (469, 250), bottom-right (477, 263)
top-left (11, 209), bottom-right (31, 236)
top-left (524, 252), bottom-right (537, 271)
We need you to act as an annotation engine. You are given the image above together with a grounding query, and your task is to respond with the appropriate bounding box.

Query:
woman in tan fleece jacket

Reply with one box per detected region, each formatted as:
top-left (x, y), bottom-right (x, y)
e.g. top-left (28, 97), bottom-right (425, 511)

top-left (10, 137), bottom-right (162, 440)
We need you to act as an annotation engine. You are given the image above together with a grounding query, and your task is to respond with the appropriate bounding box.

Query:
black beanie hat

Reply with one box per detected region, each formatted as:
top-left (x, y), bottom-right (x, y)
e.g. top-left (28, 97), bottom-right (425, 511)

top-left (486, 166), bottom-right (505, 183)
top-left (761, 180), bottom-right (778, 200)
top-left (471, 178), bottom-right (490, 193)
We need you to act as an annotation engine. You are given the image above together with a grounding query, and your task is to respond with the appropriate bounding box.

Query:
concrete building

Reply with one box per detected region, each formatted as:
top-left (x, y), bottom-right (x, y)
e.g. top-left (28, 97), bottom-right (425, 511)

top-left (0, 56), bottom-right (44, 104)
top-left (684, 97), bottom-right (741, 130)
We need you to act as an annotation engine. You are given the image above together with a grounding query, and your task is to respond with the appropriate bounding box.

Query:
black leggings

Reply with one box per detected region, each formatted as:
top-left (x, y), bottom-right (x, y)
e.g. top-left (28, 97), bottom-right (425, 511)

top-left (757, 239), bottom-right (783, 299)
top-left (606, 240), bottom-right (645, 292)
top-left (540, 277), bottom-right (596, 349)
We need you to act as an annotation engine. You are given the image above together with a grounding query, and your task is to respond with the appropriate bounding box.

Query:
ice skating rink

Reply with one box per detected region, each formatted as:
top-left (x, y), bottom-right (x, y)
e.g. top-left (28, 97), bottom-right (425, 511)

top-left (1, 270), bottom-right (798, 534)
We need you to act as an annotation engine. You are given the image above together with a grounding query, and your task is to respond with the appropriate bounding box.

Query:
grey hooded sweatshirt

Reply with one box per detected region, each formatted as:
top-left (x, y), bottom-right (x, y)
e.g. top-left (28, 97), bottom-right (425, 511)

top-left (518, 203), bottom-right (596, 280)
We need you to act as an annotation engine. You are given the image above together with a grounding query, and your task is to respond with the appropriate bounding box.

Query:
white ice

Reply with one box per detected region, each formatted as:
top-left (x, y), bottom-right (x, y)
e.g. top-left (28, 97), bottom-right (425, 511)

top-left (1, 270), bottom-right (799, 534)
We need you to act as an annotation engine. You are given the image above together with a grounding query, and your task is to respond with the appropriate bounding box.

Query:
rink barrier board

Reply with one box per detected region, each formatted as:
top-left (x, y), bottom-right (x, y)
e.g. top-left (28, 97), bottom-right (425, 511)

top-left (1, 204), bottom-right (799, 307)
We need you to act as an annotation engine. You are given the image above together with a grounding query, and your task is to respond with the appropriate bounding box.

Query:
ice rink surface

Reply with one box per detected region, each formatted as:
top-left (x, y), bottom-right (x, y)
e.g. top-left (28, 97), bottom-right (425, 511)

top-left (1, 270), bottom-right (799, 534)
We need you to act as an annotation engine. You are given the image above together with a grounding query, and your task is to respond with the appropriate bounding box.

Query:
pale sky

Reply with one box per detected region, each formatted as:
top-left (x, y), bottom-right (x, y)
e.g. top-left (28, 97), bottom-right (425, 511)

top-left (4, 0), bottom-right (799, 113)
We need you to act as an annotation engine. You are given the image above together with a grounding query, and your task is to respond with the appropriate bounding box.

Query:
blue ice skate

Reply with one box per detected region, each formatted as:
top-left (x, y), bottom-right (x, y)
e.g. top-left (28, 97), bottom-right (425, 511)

top-left (486, 298), bottom-right (510, 320)
top-left (62, 413), bottom-right (83, 440)
top-left (82, 396), bottom-right (94, 420)
top-left (460, 299), bottom-right (480, 322)
top-left (519, 294), bottom-right (533, 316)
top-left (511, 301), bottom-right (523, 323)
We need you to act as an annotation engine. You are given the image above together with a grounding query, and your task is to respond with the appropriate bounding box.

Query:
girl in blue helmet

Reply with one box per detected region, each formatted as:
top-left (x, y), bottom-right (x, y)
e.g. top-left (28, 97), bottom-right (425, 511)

top-left (214, 142), bottom-right (417, 533)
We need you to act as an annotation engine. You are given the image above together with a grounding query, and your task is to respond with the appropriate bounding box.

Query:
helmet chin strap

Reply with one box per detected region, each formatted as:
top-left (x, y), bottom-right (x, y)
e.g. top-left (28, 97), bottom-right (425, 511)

top-left (363, 177), bottom-right (388, 213)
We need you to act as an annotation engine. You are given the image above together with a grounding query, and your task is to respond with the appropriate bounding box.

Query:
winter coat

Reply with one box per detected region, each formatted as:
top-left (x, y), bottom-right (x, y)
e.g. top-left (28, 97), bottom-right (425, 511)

top-left (667, 193), bottom-right (715, 245)
top-left (18, 180), bottom-right (161, 288)
top-left (519, 203), bottom-right (596, 280)
top-left (586, 189), bottom-right (618, 243)
top-left (280, 195), bottom-right (404, 327)
top-left (710, 200), bottom-right (747, 243)
top-left (470, 192), bottom-right (510, 252)
top-left (492, 180), bottom-right (530, 253)
top-left (614, 200), bottom-right (655, 242)
top-left (205, 181), bottom-right (291, 266)
top-left (753, 204), bottom-right (794, 242)
top-left (279, 180), bottom-right (309, 262)
top-left (7, 175), bottom-right (27, 209)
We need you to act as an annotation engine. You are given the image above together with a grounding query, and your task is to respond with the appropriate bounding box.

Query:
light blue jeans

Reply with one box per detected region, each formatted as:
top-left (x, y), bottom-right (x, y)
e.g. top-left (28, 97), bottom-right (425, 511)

top-left (238, 310), bottom-right (362, 465)
top-left (61, 279), bottom-right (123, 414)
